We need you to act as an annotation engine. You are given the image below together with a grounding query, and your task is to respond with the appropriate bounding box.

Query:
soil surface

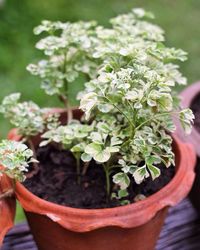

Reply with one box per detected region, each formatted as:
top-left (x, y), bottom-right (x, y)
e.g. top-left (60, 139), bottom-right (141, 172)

top-left (191, 93), bottom-right (200, 133)
top-left (24, 144), bottom-right (175, 209)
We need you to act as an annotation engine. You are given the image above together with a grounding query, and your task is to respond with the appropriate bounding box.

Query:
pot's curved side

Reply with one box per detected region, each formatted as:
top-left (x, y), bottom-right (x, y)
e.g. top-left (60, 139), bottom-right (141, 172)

top-left (180, 81), bottom-right (200, 107)
top-left (8, 127), bottom-right (195, 232)
top-left (13, 135), bottom-right (196, 250)
top-left (176, 81), bottom-right (200, 213)
top-left (3, 108), bottom-right (196, 250)
top-left (24, 207), bottom-right (169, 250)
top-left (0, 174), bottom-right (16, 246)
top-left (189, 157), bottom-right (200, 212)
top-left (0, 108), bottom-right (81, 246)
top-left (175, 81), bottom-right (200, 157)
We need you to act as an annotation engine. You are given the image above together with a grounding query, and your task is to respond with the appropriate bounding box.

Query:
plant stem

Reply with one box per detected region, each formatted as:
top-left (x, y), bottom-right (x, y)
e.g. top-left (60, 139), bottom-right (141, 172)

top-left (58, 94), bottom-right (72, 124)
top-left (67, 106), bottom-right (73, 124)
top-left (134, 111), bottom-right (175, 132)
top-left (106, 96), bottom-right (135, 129)
top-left (12, 178), bottom-right (16, 190)
top-left (28, 138), bottom-right (39, 174)
top-left (98, 87), bottom-right (135, 130)
top-left (62, 51), bottom-right (73, 124)
top-left (103, 163), bottom-right (111, 201)
top-left (82, 161), bottom-right (90, 176)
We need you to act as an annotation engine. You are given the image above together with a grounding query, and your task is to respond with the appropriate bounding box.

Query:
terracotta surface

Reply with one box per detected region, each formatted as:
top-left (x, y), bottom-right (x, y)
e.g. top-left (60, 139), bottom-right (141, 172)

top-left (0, 108), bottom-right (197, 250)
top-left (189, 159), bottom-right (200, 212)
top-left (25, 208), bottom-right (168, 250)
top-left (175, 81), bottom-right (200, 157)
top-left (175, 82), bottom-right (200, 212)
top-left (0, 174), bottom-right (16, 245)
top-left (3, 199), bottom-right (200, 250)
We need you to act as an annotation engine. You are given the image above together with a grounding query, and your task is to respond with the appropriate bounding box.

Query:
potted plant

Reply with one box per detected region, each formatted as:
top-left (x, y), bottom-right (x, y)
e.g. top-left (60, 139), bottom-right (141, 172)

top-left (0, 8), bottom-right (196, 250)
top-left (175, 81), bottom-right (200, 212)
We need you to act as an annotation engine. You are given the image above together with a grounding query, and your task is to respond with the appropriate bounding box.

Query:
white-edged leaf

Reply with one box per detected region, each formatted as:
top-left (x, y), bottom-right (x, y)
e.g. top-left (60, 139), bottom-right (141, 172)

top-left (98, 103), bottom-right (113, 113)
top-left (85, 143), bottom-right (101, 155)
top-left (133, 165), bottom-right (149, 184)
top-left (113, 172), bottom-right (130, 189)
top-left (179, 108), bottom-right (194, 134)
top-left (90, 132), bottom-right (103, 144)
top-left (39, 140), bottom-right (50, 147)
top-left (147, 165), bottom-right (161, 180)
top-left (80, 92), bottom-right (98, 120)
top-left (94, 149), bottom-right (111, 162)
top-left (118, 189), bottom-right (129, 198)
top-left (81, 153), bottom-right (92, 162)
top-left (107, 146), bottom-right (120, 153)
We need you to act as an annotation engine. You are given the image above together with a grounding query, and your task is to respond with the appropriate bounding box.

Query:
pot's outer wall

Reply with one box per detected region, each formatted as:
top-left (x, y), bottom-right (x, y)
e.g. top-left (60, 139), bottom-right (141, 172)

top-left (25, 208), bottom-right (168, 250)
top-left (0, 174), bottom-right (16, 246)
top-left (176, 82), bottom-right (200, 213)
top-left (6, 108), bottom-right (196, 250)
top-left (189, 158), bottom-right (200, 211)
top-left (175, 81), bottom-right (200, 157)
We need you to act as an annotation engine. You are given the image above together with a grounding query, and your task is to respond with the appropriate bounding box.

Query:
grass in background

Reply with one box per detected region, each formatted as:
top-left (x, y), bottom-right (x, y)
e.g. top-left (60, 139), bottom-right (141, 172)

top-left (15, 202), bottom-right (26, 224)
top-left (0, 0), bottom-right (199, 222)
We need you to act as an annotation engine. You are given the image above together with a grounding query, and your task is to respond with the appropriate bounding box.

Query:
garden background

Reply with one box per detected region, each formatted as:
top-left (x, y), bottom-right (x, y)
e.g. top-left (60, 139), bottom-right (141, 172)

top-left (0, 0), bottom-right (199, 222)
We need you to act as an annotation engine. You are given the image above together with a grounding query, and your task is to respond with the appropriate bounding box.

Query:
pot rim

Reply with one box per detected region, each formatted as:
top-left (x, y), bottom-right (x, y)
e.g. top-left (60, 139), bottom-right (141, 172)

top-left (176, 81), bottom-right (200, 156)
top-left (7, 108), bottom-right (196, 231)
top-left (16, 136), bottom-right (181, 212)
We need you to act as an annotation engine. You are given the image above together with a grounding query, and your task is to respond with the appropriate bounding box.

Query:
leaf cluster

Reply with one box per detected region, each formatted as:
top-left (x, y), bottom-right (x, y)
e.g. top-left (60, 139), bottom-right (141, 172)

top-left (0, 9), bottom-right (195, 202)
top-left (0, 140), bottom-right (36, 182)
top-left (41, 8), bottom-right (194, 198)
top-left (0, 93), bottom-right (45, 138)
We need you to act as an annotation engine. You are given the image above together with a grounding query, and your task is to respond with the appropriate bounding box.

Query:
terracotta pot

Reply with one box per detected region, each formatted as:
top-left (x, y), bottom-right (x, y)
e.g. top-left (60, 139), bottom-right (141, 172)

top-left (175, 81), bottom-right (200, 211)
top-left (0, 173), bottom-right (16, 245)
top-left (175, 81), bottom-right (200, 156)
top-left (0, 108), bottom-right (196, 250)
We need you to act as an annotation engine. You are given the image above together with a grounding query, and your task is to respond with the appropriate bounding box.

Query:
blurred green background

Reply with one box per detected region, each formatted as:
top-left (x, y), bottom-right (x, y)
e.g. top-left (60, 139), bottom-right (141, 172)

top-left (0, 0), bottom-right (199, 222)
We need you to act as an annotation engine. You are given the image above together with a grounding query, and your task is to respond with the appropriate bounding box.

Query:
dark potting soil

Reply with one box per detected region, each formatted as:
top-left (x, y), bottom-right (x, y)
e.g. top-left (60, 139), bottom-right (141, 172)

top-left (191, 93), bottom-right (200, 133)
top-left (23, 144), bottom-right (175, 209)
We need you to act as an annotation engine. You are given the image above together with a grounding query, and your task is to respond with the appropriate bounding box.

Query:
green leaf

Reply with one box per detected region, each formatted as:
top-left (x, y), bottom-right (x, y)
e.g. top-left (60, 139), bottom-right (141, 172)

top-left (147, 165), bottom-right (161, 180)
top-left (90, 132), bottom-right (103, 144)
top-left (94, 149), bottom-right (111, 162)
top-left (107, 146), bottom-right (120, 153)
top-left (146, 155), bottom-right (161, 165)
top-left (125, 90), bottom-right (139, 101)
top-left (179, 108), bottom-right (194, 134)
top-left (81, 153), bottom-right (92, 162)
top-left (71, 143), bottom-right (85, 153)
top-left (118, 189), bottom-right (129, 198)
top-left (113, 172), bottom-right (130, 189)
top-left (111, 137), bottom-right (122, 146)
top-left (85, 143), bottom-right (102, 155)
top-left (97, 122), bottom-right (110, 133)
top-left (98, 103), bottom-right (113, 113)
top-left (165, 118), bottom-right (176, 132)
top-left (39, 140), bottom-right (50, 147)
top-left (133, 165), bottom-right (149, 184)
top-left (80, 92), bottom-right (98, 120)
top-left (158, 93), bottom-right (173, 111)
top-left (0, 140), bottom-right (35, 182)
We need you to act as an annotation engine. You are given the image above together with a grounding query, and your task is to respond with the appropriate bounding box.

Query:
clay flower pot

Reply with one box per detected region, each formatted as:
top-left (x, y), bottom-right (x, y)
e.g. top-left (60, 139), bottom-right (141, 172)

top-left (175, 81), bottom-right (200, 211)
top-left (0, 109), bottom-right (196, 250)
top-left (0, 173), bottom-right (16, 246)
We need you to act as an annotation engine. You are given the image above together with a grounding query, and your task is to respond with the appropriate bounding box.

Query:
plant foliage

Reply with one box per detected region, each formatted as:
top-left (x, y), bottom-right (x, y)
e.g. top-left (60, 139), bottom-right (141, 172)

top-left (0, 140), bottom-right (35, 182)
top-left (0, 8), bottom-right (194, 203)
